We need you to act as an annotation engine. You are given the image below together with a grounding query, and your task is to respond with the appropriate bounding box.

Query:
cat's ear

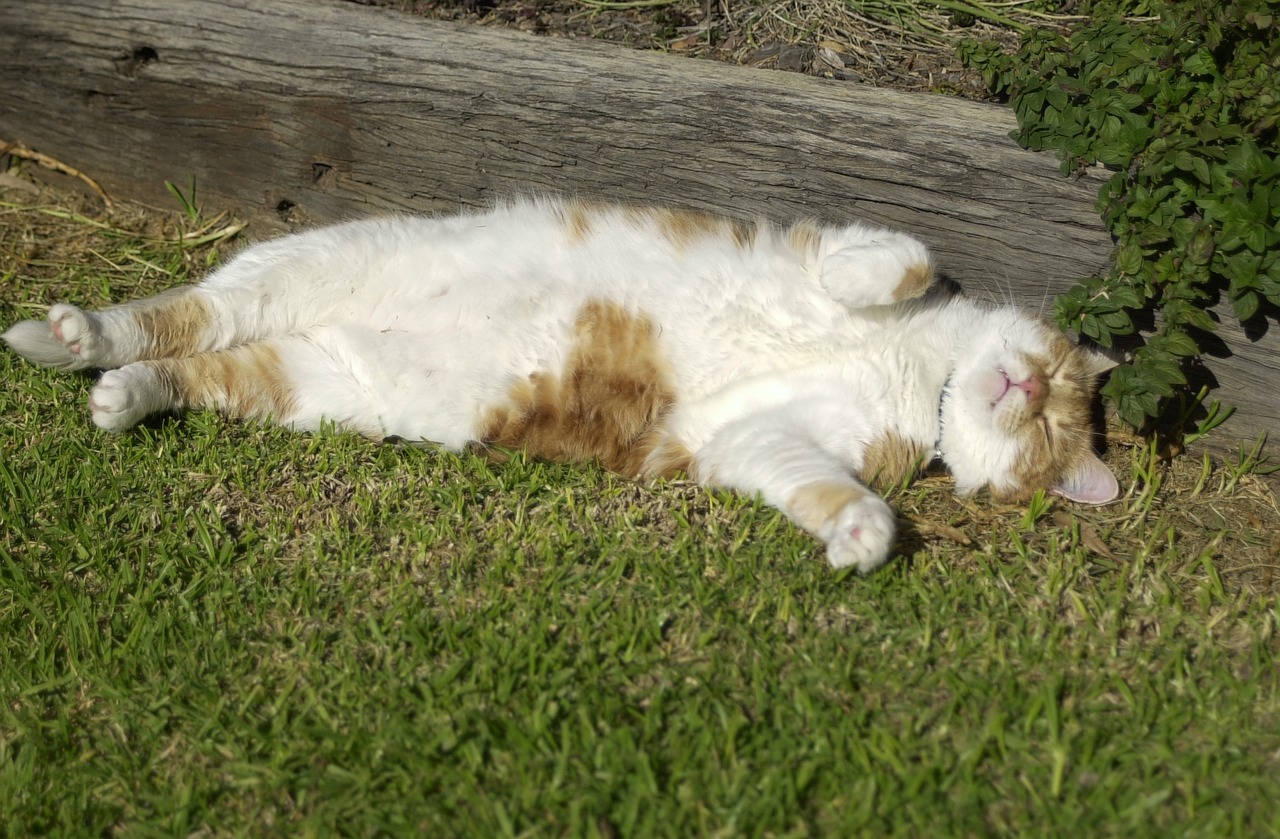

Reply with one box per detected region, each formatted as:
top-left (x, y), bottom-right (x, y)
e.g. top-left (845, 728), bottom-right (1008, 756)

top-left (1052, 452), bottom-right (1121, 505)
top-left (1079, 344), bottom-right (1123, 378)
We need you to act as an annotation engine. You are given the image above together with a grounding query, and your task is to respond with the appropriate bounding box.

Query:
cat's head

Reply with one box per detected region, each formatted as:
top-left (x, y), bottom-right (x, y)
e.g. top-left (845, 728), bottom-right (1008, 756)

top-left (938, 309), bottom-right (1120, 505)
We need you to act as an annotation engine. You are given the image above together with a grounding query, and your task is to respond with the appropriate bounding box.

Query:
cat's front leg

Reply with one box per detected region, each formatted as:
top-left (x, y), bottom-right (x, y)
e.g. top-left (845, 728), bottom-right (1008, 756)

top-left (786, 481), bottom-right (897, 572)
top-left (815, 225), bottom-right (935, 308)
top-left (692, 412), bottom-right (899, 573)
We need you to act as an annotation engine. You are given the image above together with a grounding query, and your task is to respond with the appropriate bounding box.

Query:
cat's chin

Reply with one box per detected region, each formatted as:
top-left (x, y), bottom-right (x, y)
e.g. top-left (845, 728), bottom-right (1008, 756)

top-left (935, 425), bottom-right (1019, 496)
top-left (936, 381), bottom-right (1034, 497)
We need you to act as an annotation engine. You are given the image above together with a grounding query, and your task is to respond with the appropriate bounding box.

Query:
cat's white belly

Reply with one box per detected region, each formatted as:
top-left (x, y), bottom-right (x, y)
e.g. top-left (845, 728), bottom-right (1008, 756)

top-left (316, 238), bottom-right (857, 443)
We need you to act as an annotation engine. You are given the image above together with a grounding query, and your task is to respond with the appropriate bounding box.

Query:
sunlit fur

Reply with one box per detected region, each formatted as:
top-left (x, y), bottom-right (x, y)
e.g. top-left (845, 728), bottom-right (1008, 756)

top-left (2, 197), bottom-right (1120, 573)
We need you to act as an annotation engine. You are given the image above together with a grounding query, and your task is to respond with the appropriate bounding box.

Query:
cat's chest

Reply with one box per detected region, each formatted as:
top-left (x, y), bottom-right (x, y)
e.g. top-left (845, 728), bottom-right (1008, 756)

top-left (672, 305), bottom-right (943, 397)
top-left (663, 332), bottom-right (949, 455)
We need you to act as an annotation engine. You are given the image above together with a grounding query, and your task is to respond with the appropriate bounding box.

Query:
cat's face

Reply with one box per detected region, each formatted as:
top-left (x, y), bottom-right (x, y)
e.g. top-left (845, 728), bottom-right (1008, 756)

top-left (939, 311), bottom-right (1119, 505)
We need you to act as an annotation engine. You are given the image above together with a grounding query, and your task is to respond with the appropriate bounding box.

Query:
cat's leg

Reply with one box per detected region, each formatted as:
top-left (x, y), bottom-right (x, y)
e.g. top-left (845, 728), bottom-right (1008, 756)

top-left (3, 281), bottom-right (283, 372)
top-left (4, 232), bottom-right (364, 370)
top-left (813, 223), bottom-right (936, 308)
top-left (87, 333), bottom-right (383, 437)
top-left (3, 287), bottom-right (207, 371)
top-left (692, 411), bottom-right (897, 573)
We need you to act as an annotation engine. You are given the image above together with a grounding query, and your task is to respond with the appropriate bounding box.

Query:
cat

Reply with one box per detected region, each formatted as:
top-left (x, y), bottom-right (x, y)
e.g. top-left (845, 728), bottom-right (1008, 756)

top-left (2, 197), bottom-right (1121, 572)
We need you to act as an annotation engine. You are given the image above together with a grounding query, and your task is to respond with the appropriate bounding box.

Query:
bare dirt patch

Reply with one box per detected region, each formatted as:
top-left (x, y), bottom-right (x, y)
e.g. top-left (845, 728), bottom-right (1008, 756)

top-left (353, 0), bottom-right (1039, 96)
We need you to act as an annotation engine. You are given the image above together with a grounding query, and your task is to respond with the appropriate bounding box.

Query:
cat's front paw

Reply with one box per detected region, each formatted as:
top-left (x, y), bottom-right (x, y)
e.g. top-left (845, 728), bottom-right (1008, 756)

top-left (48, 303), bottom-right (110, 366)
top-left (90, 365), bottom-right (167, 431)
top-left (825, 494), bottom-right (897, 574)
top-left (820, 233), bottom-right (934, 307)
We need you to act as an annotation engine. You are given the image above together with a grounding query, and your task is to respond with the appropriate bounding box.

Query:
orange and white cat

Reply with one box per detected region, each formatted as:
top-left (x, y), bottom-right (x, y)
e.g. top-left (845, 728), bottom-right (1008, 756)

top-left (3, 198), bottom-right (1120, 572)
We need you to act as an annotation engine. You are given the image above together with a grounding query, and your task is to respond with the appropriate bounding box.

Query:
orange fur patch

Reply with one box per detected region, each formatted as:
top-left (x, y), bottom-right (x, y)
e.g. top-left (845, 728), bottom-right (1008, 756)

top-left (478, 300), bottom-right (683, 479)
top-left (132, 287), bottom-right (214, 359)
top-left (892, 262), bottom-right (935, 302)
top-left (149, 342), bottom-right (298, 420)
top-left (624, 206), bottom-right (756, 251)
top-left (787, 481), bottom-right (869, 532)
top-left (787, 220), bottom-right (823, 259)
top-left (556, 199), bottom-right (595, 244)
top-left (858, 431), bottom-right (928, 490)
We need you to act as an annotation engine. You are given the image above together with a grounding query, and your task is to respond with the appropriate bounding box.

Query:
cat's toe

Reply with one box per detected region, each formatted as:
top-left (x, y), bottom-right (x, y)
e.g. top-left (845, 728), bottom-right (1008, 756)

top-left (48, 303), bottom-right (108, 364)
top-left (825, 495), bottom-right (897, 574)
top-left (90, 366), bottom-right (163, 431)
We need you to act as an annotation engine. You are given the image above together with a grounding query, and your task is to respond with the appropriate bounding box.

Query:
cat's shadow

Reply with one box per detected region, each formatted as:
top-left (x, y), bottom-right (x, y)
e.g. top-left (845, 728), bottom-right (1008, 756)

top-left (891, 516), bottom-right (930, 562)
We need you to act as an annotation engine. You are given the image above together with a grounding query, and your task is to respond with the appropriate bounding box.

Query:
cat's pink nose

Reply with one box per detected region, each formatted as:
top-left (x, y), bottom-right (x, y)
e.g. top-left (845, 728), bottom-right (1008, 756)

top-left (1014, 375), bottom-right (1046, 402)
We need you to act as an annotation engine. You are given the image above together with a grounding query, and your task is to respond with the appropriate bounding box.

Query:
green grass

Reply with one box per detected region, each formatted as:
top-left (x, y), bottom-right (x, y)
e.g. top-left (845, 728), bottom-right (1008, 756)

top-left (2, 193), bottom-right (1279, 837)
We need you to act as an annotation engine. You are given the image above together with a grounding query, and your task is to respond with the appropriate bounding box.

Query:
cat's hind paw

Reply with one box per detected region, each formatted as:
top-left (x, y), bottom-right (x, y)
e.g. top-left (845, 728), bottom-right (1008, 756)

top-left (90, 365), bottom-right (168, 431)
top-left (2, 304), bottom-right (114, 370)
top-left (48, 303), bottom-right (114, 367)
top-left (825, 494), bottom-right (897, 574)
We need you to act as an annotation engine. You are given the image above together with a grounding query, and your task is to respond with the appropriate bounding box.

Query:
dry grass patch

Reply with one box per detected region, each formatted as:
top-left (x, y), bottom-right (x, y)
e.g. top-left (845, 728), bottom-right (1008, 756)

top-left (375, 0), bottom-right (1089, 94)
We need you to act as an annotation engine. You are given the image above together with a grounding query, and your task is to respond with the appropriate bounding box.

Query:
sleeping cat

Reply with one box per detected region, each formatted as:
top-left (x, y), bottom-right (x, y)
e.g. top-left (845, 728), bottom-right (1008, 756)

top-left (2, 197), bottom-right (1120, 572)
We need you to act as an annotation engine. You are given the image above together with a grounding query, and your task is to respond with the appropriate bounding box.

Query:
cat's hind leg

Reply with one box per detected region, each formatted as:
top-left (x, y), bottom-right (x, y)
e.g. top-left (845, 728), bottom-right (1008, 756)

top-left (814, 223), bottom-right (936, 308)
top-left (5, 232), bottom-right (356, 371)
top-left (87, 333), bottom-right (383, 437)
top-left (4, 287), bottom-right (223, 371)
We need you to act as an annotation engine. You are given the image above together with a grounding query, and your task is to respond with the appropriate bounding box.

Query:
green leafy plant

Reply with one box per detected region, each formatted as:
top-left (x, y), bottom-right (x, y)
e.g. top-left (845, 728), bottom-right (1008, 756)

top-left (960, 0), bottom-right (1280, 431)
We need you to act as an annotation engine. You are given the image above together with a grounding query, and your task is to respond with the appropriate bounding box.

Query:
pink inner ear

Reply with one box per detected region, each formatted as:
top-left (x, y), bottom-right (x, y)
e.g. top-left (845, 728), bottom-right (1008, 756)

top-left (1052, 452), bottom-right (1121, 505)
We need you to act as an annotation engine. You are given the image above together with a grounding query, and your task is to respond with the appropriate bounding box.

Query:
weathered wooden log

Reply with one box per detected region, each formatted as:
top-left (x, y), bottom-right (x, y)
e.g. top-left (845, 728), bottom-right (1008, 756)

top-left (0, 0), bottom-right (1274, 453)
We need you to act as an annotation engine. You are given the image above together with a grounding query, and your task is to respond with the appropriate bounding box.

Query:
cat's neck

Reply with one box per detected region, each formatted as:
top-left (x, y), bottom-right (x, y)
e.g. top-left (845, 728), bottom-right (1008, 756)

top-left (900, 297), bottom-right (1024, 458)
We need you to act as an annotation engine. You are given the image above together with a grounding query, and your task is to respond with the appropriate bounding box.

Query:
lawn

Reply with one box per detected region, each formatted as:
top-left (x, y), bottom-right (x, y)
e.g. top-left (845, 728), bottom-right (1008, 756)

top-left (1, 174), bottom-right (1278, 837)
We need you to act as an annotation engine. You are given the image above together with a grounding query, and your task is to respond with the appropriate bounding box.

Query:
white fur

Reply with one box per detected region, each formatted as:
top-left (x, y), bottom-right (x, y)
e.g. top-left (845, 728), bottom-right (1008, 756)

top-left (91, 365), bottom-right (167, 431)
top-left (2, 198), bottom-right (1119, 572)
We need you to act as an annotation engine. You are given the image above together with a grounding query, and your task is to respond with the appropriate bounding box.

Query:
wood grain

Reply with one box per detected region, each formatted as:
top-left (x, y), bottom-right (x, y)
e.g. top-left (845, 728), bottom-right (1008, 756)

top-left (0, 0), bottom-right (1274, 453)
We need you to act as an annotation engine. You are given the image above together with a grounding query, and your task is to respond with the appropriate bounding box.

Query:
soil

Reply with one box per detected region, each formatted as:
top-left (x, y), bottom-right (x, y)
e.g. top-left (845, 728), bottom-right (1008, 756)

top-left (353, 0), bottom-right (1018, 98)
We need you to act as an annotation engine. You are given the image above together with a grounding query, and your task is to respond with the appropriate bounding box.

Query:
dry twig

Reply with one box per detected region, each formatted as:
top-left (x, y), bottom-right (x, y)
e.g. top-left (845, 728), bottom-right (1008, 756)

top-left (1, 139), bottom-right (114, 210)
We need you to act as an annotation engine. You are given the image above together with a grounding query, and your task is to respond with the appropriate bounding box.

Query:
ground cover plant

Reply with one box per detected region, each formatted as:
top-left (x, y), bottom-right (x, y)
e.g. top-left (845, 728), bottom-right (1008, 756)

top-left (959, 0), bottom-right (1280, 431)
top-left (2, 172), bottom-right (1279, 835)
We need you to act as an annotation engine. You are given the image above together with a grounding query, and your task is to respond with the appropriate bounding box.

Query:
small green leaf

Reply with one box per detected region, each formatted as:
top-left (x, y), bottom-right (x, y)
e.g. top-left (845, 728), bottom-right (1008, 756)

top-left (1182, 50), bottom-right (1218, 76)
top-left (1116, 243), bottom-right (1145, 276)
top-left (1185, 226), bottom-right (1216, 265)
top-left (1155, 330), bottom-right (1200, 357)
top-left (1191, 156), bottom-right (1212, 185)
top-left (1232, 289), bottom-right (1260, 320)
